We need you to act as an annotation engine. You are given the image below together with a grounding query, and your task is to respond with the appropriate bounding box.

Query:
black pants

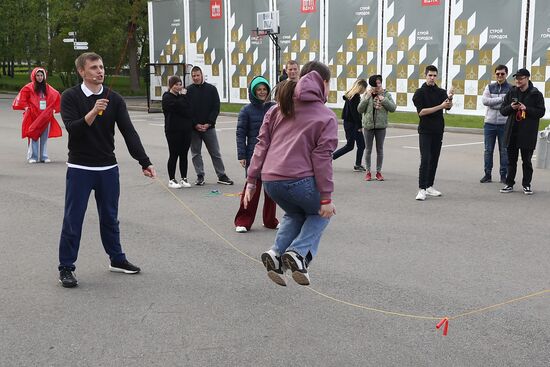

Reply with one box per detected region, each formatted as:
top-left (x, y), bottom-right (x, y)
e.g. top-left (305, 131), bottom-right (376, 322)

top-left (505, 140), bottom-right (534, 187)
top-left (165, 130), bottom-right (192, 180)
top-left (332, 120), bottom-right (365, 166)
top-left (418, 132), bottom-right (443, 189)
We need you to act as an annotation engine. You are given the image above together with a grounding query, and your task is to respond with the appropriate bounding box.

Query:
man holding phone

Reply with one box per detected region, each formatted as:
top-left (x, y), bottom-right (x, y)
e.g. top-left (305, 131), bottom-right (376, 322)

top-left (499, 68), bottom-right (546, 195)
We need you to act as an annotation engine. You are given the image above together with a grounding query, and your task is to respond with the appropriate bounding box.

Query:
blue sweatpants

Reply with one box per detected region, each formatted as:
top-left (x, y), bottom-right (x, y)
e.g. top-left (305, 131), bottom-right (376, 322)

top-left (58, 166), bottom-right (126, 271)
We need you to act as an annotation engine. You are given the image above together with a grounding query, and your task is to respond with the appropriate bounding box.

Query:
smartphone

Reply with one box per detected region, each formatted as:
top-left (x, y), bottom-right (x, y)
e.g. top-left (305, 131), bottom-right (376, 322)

top-left (512, 97), bottom-right (519, 104)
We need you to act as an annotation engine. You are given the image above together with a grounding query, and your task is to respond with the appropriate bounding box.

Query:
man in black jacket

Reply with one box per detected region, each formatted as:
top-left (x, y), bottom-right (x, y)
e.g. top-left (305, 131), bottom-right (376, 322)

top-left (57, 52), bottom-right (156, 288)
top-left (499, 68), bottom-right (546, 195)
top-left (187, 66), bottom-right (233, 186)
top-left (412, 65), bottom-right (452, 201)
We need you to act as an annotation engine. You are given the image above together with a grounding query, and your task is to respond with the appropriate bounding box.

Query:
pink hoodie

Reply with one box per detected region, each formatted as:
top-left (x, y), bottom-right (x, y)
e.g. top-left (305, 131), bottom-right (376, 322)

top-left (247, 71), bottom-right (338, 199)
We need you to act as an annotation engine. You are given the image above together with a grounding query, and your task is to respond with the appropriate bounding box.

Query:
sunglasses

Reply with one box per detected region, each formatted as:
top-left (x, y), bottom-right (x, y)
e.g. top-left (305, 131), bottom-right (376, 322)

top-left (495, 72), bottom-right (506, 76)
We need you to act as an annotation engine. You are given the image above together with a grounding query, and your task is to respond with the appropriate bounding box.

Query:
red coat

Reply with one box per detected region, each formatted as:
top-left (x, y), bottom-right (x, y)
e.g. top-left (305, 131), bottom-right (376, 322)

top-left (12, 67), bottom-right (62, 141)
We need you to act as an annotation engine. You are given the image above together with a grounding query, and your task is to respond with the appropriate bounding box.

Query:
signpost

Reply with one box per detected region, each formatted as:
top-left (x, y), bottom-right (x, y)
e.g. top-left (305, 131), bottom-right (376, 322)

top-left (62, 32), bottom-right (88, 50)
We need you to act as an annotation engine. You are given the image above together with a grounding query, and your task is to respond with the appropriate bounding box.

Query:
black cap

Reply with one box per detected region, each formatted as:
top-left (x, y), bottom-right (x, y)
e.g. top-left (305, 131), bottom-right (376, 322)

top-left (368, 74), bottom-right (382, 87)
top-left (513, 68), bottom-right (530, 78)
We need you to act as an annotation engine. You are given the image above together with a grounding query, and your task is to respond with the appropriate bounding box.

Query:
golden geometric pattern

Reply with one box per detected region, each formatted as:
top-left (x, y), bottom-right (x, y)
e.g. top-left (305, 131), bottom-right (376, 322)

top-left (397, 65), bottom-right (408, 79)
top-left (479, 50), bottom-right (492, 65)
top-left (190, 32), bottom-right (196, 43)
top-left (337, 52), bottom-right (346, 64)
top-left (546, 82), bottom-right (550, 98)
top-left (329, 91), bottom-right (337, 103)
top-left (478, 81), bottom-right (489, 95)
top-left (246, 52), bottom-right (253, 64)
top-left (356, 25), bottom-right (368, 38)
top-left (232, 75), bottom-right (239, 88)
top-left (329, 64), bottom-right (337, 76)
top-left (197, 42), bottom-right (204, 54)
top-left (253, 65), bottom-right (261, 76)
top-left (231, 52), bottom-right (239, 64)
top-left (212, 64), bottom-right (219, 76)
top-left (546, 51), bottom-right (550, 65)
top-left (531, 66), bottom-right (546, 82)
top-left (396, 93), bottom-right (408, 106)
top-left (300, 52), bottom-right (310, 65)
top-left (387, 23), bottom-right (398, 37)
top-left (356, 52), bottom-right (367, 65)
top-left (408, 51), bottom-right (419, 65)
top-left (397, 36), bottom-right (408, 51)
top-left (291, 40), bottom-right (300, 53)
top-left (453, 50), bottom-right (466, 65)
top-left (239, 65), bottom-right (247, 76)
top-left (466, 35), bottom-right (479, 50)
top-left (452, 79), bottom-right (465, 94)
top-left (240, 88), bottom-right (247, 100)
top-left (347, 65), bottom-right (357, 78)
top-left (367, 38), bottom-right (377, 52)
top-left (464, 95), bottom-right (477, 110)
top-left (346, 39), bottom-right (357, 52)
top-left (205, 52), bottom-right (212, 65)
top-left (386, 51), bottom-right (397, 65)
top-left (465, 65), bottom-right (478, 80)
top-left (300, 27), bottom-right (310, 40)
top-left (311, 40), bottom-right (320, 53)
top-left (407, 79), bottom-right (418, 93)
top-left (231, 30), bottom-right (238, 42)
top-left (386, 78), bottom-right (396, 92)
top-left (238, 41), bottom-right (246, 53)
top-left (367, 65), bottom-right (377, 76)
top-left (455, 20), bottom-right (467, 36)
top-left (337, 77), bottom-right (347, 91)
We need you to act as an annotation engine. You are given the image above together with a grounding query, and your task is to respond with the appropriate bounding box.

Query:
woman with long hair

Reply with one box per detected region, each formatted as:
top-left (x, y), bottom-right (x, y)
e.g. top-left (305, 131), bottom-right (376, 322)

top-left (332, 78), bottom-right (367, 171)
top-left (12, 67), bottom-right (62, 163)
top-left (244, 61), bottom-right (338, 286)
top-left (234, 76), bottom-right (279, 233)
top-left (162, 75), bottom-right (193, 188)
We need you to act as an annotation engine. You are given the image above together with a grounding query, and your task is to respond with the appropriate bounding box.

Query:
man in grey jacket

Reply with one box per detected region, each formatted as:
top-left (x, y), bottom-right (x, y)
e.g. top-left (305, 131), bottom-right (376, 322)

top-left (480, 65), bottom-right (511, 183)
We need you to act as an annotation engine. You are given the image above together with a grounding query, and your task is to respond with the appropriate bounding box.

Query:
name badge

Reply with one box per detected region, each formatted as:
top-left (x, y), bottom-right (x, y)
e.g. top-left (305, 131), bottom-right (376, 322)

top-left (39, 100), bottom-right (47, 110)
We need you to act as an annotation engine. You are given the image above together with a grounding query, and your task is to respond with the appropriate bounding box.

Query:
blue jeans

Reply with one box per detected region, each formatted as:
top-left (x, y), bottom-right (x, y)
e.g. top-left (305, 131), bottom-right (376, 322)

top-left (483, 123), bottom-right (507, 177)
top-left (263, 177), bottom-right (330, 262)
top-left (58, 167), bottom-right (126, 271)
top-left (27, 124), bottom-right (50, 161)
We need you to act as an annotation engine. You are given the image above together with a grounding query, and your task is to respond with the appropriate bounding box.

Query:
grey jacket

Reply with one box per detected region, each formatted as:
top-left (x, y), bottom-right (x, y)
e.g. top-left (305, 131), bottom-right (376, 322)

top-left (481, 81), bottom-right (511, 125)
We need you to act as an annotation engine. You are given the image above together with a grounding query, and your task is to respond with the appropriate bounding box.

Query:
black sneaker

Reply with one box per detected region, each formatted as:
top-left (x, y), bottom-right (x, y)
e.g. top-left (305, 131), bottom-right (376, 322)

top-left (261, 250), bottom-right (287, 286)
top-left (523, 185), bottom-right (533, 195)
top-left (195, 175), bottom-right (205, 186)
top-left (109, 260), bottom-right (141, 274)
top-left (281, 251), bottom-right (310, 286)
top-left (217, 174), bottom-right (234, 185)
top-left (500, 185), bottom-right (513, 193)
top-left (59, 268), bottom-right (78, 288)
top-left (479, 174), bottom-right (491, 183)
top-left (353, 165), bottom-right (366, 172)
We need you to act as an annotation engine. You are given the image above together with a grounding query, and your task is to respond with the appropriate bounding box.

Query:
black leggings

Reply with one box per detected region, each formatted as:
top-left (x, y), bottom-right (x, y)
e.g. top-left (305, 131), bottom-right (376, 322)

top-left (165, 130), bottom-right (192, 180)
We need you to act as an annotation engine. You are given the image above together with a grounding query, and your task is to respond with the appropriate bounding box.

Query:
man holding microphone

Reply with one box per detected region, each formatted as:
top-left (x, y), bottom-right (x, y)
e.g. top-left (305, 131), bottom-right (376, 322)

top-left (57, 52), bottom-right (156, 288)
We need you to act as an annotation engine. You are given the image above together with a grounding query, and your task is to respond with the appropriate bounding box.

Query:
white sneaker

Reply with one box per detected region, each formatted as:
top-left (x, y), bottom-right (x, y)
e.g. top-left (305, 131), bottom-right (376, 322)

top-left (28, 159), bottom-right (37, 164)
top-left (168, 179), bottom-right (182, 189)
top-left (415, 189), bottom-right (426, 201)
top-left (261, 250), bottom-right (287, 286)
top-left (235, 226), bottom-right (248, 233)
top-left (43, 158), bottom-right (51, 163)
top-left (426, 186), bottom-right (442, 197)
top-left (179, 178), bottom-right (191, 188)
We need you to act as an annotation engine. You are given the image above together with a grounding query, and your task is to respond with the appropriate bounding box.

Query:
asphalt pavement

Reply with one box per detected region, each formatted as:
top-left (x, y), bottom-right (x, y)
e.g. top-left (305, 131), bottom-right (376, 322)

top-left (1, 94), bottom-right (549, 366)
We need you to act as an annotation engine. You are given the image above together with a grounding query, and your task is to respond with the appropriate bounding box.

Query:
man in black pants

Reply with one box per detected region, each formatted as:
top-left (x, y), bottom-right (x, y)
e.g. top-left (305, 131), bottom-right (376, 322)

top-left (499, 68), bottom-right (546, 195)
top-left (58, 52), bottom-right (156, 288)
top-left (412, 65), bottom-right (452, 201)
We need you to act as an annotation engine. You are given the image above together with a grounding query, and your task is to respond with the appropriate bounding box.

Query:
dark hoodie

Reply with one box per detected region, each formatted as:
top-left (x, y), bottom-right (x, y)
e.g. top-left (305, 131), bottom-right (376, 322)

top-left (236, 76), bottom-right (275, 161)
top-left (341, 93), bottom-right (362, 130)
top-left (412, 82), bottom-right (450, 134)
top-left (186, 73), bottom-right (221, 128)
top-left (161, 91), bottom-right (193, 133)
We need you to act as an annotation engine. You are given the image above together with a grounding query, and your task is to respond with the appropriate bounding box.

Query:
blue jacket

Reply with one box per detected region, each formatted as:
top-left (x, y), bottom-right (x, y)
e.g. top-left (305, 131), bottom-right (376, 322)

top-left (236, 78), bottom-right (274, 162)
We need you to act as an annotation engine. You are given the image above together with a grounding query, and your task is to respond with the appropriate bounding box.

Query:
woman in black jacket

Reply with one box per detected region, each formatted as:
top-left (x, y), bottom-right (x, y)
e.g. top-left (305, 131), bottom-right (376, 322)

top-left (162, 76), bottom-right (194, 188)
top-left (332, 78), bottom-right (368, 171)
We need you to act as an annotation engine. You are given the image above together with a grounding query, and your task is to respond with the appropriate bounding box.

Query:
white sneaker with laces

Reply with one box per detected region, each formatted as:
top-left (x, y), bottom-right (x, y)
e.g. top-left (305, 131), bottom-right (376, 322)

top-left (235, 226), bottom-right (247, 233)
top-left (43, 158), bottom-right (51, 163)
top-left (168, 179), bottom-right (182, 189)
top-left (415, 189), bottom-right (426, 201)
top-left (261, 250), bottom-right (287, 286)
top-left (28, 159), bottom-right (37, 164)
top-left (426, 186), bottom-right (442, 197)
top-left (180, 178), bottom-right (191, 188)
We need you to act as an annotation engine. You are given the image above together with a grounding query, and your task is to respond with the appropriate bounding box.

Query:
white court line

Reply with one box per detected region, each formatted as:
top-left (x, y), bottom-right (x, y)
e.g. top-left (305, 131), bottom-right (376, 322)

top-left (339, 133), bottom-right (418, 142)
top-left (403, 141), bottom-right (483, 149)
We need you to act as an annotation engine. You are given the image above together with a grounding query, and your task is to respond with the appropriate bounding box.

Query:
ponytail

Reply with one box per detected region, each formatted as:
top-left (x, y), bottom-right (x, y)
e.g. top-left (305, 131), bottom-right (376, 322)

top-left (277, 80), bottom-right (298, 118)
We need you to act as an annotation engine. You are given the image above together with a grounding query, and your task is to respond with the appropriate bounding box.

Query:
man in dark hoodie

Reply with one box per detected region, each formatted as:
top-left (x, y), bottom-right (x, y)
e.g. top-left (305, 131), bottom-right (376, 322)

top-left (187, 66), bottom-right (233, 186)
top-left (499, 68), bottom-right (546, 195)
top-left (412, 65), bottom-right (453, 201)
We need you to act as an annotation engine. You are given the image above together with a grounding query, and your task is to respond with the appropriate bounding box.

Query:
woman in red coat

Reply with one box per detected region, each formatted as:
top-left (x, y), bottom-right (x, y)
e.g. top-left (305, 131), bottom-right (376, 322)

top-left (12, 67), bottom-right (62, 163)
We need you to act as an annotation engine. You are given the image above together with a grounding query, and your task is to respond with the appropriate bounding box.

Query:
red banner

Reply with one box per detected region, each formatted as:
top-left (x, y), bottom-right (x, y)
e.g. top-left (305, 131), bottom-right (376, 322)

top-left (422, 0), bottom-right (441, 5)
top-left (301, 0), bottom-right (316, 13)
top-left (210, 0), bottom-right (222, 19)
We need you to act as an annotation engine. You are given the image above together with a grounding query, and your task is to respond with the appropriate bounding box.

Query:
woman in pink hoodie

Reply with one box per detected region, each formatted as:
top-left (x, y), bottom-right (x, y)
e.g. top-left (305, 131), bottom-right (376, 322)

top-left (244, 61), bottom-right (338, 287)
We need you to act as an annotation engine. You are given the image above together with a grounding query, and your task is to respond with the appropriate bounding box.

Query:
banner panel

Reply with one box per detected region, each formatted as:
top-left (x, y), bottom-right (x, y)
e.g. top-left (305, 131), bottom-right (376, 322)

top-left (526, 0), bottom-right (550, 118)
top-left (148, 0), bottom-right (185, 101)
top-left (448, 0), bottom-right (526, 115)
top-left (326, 0), bottom-right (382, 107)
top-left (382, 0), bottom-right (449, 112)
top-left (227, 0), bottom-right (271, 103)
top-left (186, 0), bottom-right (228, 101)
top-left (275, 0), bottom-right (322, 76)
